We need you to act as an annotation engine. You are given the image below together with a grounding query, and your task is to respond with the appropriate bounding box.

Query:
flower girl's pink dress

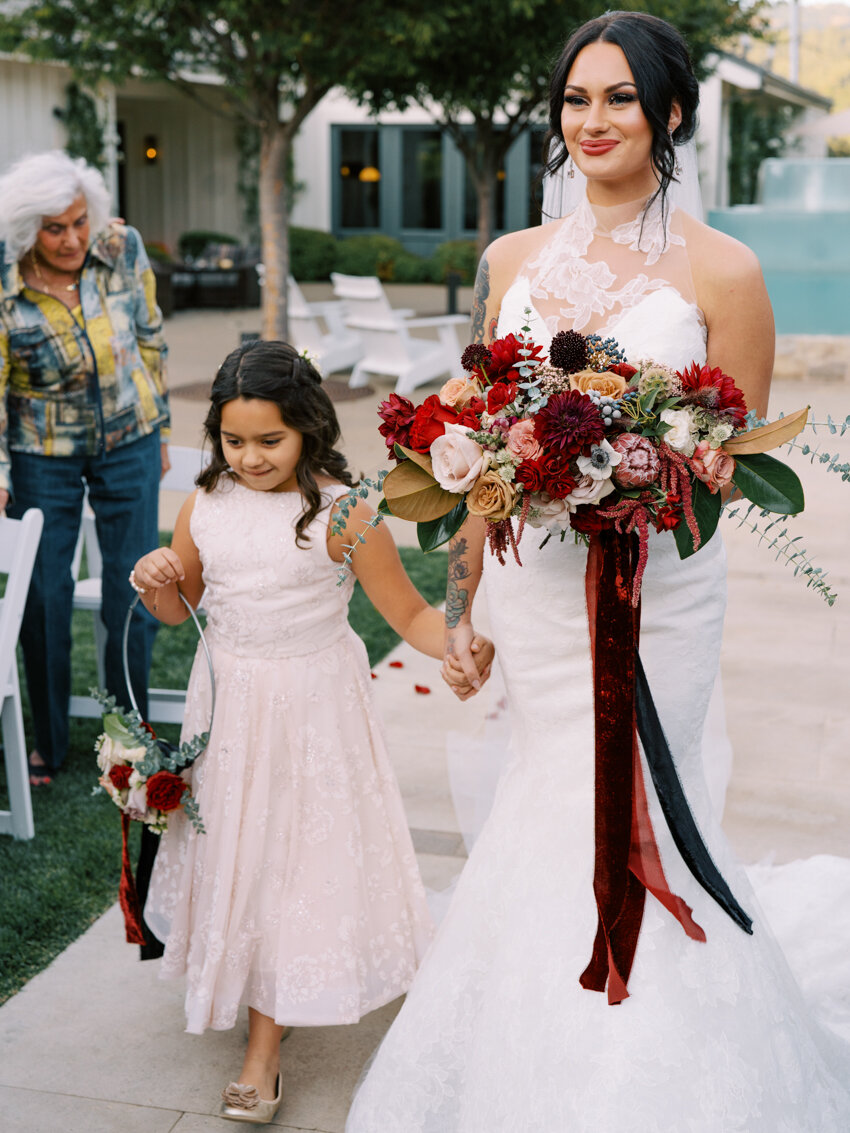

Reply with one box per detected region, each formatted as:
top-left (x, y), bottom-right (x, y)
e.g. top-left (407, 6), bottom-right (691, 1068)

top-left (145, 478), bottom-right (433, 1034)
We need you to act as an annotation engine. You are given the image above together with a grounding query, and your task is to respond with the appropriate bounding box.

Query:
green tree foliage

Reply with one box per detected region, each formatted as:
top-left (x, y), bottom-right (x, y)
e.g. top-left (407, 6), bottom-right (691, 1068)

top-left (0, 0), bottom-right (410, 339)
top-left (346, 0), bottom-right (759, 260)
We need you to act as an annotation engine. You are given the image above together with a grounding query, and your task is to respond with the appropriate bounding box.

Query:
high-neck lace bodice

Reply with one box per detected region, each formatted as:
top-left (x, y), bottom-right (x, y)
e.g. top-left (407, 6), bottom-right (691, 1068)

top-left (499, 193), bottom-right (705, 360)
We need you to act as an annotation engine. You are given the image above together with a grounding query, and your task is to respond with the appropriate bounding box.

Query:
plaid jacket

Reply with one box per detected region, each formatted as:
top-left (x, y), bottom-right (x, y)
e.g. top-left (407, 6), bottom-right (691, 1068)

top-left (0, 224), bottom-right (169, 494)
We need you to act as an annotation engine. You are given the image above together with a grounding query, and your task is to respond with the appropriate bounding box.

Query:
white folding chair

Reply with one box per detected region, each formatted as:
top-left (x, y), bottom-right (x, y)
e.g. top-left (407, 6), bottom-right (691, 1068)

top-left (0, 508), bottom-right (44, 840)
top-left (288, 276), bottom-right (364, 376)
top-left (69, 446), bottom-right (208, 722)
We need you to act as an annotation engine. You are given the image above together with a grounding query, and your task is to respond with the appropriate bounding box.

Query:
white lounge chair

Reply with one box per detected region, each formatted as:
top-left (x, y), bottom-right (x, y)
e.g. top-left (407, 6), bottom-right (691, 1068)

top-left (330, 272), bottom-right (468, 396)
top-left (288, 276), bottom-right (364, 376)
top-left (0, 507), bottom-right (44, 839)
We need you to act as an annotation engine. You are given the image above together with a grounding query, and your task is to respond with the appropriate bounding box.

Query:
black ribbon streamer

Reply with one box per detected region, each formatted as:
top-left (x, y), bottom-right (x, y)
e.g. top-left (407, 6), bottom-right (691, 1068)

top-left (634, 650), bottom-right (753, 936)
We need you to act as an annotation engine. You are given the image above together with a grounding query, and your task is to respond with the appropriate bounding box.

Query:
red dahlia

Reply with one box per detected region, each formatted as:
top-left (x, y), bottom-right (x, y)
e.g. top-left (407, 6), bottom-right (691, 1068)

top-left (677, 362), bottom-right (748, 427)
top-left (485, 333), bottom-right (544, 384)
top-left (533, 389), bottom-right (605, 456)
top-left (378, 394), bottom-right (417, 460)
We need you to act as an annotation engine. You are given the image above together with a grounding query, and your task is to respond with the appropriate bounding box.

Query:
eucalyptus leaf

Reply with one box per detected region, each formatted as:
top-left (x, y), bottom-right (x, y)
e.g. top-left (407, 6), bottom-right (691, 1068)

top-left (417, 500), bottom-right (469, 552)
top-left (673, 478), bottom-right (722, 560)
top-left (732, 453), bottom-right (805, 514)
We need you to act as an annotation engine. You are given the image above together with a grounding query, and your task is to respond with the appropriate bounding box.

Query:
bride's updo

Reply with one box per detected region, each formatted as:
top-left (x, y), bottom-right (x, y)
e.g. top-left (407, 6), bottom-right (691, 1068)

top-left (543, 11), bottom-right (700, 202)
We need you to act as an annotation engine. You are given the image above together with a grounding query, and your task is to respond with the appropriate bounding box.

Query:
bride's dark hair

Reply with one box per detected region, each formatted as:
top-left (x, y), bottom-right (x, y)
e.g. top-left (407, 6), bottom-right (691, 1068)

top-left (198, 340), bottom-right (353, 545)
top-left (542, 11), bottom-right (699, 208)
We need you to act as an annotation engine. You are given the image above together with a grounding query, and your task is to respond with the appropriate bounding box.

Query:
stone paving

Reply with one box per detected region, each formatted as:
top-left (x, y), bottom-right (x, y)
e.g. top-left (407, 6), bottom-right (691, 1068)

top-left (2, 292), bottom-right (849, 1132)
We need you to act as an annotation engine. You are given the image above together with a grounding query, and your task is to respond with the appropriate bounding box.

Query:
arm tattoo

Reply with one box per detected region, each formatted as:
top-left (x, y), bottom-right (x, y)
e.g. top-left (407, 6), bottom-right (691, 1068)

top-left (470, 252), bottom-right (490, 344)
top-left (446, 537), bottom-right (471, 628)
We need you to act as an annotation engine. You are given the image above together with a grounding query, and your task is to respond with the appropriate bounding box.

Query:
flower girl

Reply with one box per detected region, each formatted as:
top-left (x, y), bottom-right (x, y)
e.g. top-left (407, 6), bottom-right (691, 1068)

top-left (131, 340), bottom-right (492, 1124)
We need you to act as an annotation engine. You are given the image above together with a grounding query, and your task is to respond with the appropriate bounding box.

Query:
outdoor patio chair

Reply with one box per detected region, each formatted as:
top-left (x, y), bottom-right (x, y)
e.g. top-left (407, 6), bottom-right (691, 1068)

top-left (288, 276), bottom-right (364, 376)
top-left (70, 446), bottom-right (208, 723)
top-left (0, 507), bottom-right (44, 840)
top-left (330, 272), bottom-right (468, 395)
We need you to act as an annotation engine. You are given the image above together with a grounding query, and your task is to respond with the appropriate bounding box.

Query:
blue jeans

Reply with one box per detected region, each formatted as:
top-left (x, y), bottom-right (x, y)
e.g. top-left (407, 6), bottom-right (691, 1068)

top-left (8, 431), bottom-right (160, 771)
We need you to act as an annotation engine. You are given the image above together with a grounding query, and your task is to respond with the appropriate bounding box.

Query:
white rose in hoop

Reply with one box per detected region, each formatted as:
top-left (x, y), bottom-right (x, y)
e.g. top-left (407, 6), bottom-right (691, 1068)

top-left (660, 407), bottom-right (697, 456)
top-left (430, 424), bottom-right (485, 494)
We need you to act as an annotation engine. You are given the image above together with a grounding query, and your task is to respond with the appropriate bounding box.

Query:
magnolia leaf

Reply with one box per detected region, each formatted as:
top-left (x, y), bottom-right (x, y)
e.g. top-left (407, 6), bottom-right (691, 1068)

top-left (377, 496), bottom-right (393, 516)
top-left (395, 444), bottom-right (435, 474)
top-left (417, 499), bottom-right (469, 552)
top-left (102, 712), bottom-right (137, 745)
top-left (732, 453), bottom-right (805, 514)
top-left (722, 406), bottom-right (809, 455)
top-left (673, 478), bottom-right (722, 560)
top-left (382, 459), bottom-right (460, 522)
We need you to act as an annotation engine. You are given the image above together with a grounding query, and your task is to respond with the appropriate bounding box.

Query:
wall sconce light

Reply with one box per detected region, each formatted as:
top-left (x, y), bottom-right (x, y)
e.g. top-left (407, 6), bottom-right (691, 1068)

top-left (144, 135), bottom-right (159, 164)
top-left (340, 164), bottom-right (351, 178)
top-left (358, 166), bottom-right (381, 183)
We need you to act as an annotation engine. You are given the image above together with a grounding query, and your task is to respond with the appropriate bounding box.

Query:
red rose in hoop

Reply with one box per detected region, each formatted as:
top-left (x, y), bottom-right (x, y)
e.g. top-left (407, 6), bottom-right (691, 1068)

top-left (109, 763), bottom-right (133, 791)
top-left (146, 770), bottom-right (187, 812)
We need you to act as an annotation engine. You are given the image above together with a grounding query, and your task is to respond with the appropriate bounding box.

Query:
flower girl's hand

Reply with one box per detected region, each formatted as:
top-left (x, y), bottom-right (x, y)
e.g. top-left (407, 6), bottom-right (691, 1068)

top-left (133, 547), bottom-right (185, 592)
top-left (442, 634), bottom-right (494, 700)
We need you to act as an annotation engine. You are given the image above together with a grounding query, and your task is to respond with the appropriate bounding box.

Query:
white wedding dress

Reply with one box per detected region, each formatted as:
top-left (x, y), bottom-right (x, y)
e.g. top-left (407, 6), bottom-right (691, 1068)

top-left (346, 196), bottom-right (850, 1131)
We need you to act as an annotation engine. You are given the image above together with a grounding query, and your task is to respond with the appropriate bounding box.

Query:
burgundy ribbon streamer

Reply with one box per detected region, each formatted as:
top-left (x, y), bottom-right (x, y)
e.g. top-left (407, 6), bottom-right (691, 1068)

top-left (580, 529), bottom-right (705, 1004)
top-left (119, 812), bottom-right (147, 946)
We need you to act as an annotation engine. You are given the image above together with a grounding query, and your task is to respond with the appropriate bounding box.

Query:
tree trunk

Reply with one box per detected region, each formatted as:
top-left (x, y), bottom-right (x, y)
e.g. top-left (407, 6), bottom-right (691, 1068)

top-left (259, 120), bottom-right (291, 341)
top-left (475, 172), bottom-right (494, 266)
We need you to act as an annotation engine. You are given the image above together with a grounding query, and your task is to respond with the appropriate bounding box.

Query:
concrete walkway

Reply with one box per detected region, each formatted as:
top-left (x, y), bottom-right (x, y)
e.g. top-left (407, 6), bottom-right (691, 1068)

top-left (2, 295), bottom-right (850, 1131)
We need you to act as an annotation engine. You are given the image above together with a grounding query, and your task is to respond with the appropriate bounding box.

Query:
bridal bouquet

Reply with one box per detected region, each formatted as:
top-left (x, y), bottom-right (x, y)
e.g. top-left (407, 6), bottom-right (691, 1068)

top-left (93, 690), bottom-right (207, 835)
top-left (374, 323), bottom-right (811, 603)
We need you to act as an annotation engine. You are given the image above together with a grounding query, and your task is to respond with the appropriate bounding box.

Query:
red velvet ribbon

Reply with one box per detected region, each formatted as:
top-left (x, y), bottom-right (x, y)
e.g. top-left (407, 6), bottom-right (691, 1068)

top-left (580, 530), bottom-right (704, 1004)
top-left (119, 812), bottom-right (147, 945)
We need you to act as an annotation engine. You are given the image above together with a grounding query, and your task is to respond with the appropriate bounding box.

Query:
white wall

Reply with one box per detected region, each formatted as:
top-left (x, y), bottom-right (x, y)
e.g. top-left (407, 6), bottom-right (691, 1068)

top-left (0, 55), bottom-right (70, 174)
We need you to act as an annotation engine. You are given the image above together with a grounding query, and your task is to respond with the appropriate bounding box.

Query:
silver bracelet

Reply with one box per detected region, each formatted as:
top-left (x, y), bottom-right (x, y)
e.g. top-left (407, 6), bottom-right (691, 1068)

top-left (128, 569), bottom-right (148, 595)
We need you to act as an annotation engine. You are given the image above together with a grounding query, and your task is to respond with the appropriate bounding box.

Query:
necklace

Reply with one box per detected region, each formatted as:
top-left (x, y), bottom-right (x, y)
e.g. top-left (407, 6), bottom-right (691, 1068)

top-left (31, 248), bottom-right (81, 294)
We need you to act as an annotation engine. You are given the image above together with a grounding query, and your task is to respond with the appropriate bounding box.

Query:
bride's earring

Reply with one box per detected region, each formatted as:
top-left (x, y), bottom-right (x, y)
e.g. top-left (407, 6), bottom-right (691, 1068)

top-left (566, 154), bottom-right (575, 180)
top-left (669, 129), bottom-right (682, 177)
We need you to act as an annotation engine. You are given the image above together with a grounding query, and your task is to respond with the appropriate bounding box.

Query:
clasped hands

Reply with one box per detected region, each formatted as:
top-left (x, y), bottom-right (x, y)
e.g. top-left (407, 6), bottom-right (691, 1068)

top-left (442, 623), bottom-right (495, 701)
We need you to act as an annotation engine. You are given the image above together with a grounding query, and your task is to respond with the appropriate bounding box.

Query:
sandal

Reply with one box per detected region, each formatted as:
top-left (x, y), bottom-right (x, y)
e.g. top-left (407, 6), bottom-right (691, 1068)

top-left (28, 754), bottom-right (52, 786)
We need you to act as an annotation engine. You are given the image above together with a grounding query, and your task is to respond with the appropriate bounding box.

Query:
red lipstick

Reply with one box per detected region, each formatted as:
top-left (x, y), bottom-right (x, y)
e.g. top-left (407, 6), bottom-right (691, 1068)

top-left (580, 140), bottom-right (619, 155)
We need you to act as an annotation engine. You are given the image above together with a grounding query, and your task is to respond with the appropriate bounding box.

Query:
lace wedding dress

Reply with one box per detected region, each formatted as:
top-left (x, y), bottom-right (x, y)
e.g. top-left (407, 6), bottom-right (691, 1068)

top-left (144, 478), bottom-right (433, 1034)
top-left (346, 196), bottom-right (850, 1131)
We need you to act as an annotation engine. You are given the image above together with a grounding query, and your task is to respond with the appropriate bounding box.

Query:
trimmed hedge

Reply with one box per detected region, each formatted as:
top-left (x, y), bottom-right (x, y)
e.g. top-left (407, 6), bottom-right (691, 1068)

top-left (178, 229), bottom-right (240, 260)
top-left (289, 226), bottom-right (476, 285)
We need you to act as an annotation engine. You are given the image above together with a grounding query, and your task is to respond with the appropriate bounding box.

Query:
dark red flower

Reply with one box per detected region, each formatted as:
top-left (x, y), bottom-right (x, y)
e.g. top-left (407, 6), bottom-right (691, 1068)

top-left (515, 459), bottom-right (545, 493)
top-left (677, 362), bottom-right (748, 427)
top-left (408, 395), bottom-right (460, 453)
top-left (540, 452), bottom-right (577, 499)
top-left (484, 333), bottom-right (544, 384)
top-left (461, 343), bottom-right (492, 373)
top-left (610, 362), bottom-right (638, 379)
top-left (486, 381), bottom-right (518, 415)
top-left (146, 770), bottom-right (186, 812)
top-left (654, 493), bottom-right (683, 532)
top-left (549, 329), bottom-right (589, 374)
top-left (378, 393), bottom-right (417, 460)
top-left (570, 507), bottom-right (615, 535)
top-left (109, 763), bottom-right (133, 791)
top-left (468, 396), bottom-right (486, 415)
top-left (533, 389), bottom-right (605, 456)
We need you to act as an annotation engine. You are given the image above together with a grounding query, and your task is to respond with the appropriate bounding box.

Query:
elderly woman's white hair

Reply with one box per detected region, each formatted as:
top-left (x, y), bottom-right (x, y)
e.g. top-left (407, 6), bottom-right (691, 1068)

top-left (0, 150), bottom-right (112, 264)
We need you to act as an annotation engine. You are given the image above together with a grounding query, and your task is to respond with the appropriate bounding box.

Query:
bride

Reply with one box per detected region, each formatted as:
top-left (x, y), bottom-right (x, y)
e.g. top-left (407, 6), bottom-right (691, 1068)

top-left (346, 12), bottom-right (850, 1131)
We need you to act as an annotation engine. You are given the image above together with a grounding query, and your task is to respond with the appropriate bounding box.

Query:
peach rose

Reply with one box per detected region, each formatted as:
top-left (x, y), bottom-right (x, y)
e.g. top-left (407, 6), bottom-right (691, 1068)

top-left (505, 418), bottom-right (542, 461)
top-left (568, 369), bottom-right (629, 399)
top-left (466, 471), bottom-right (517, 521)
top-left (438, 376), bottom-right (482, 409)
top-left (691, 441), bottom-right (736, 494)
top-left (430, 424), bottom-right (485, 493)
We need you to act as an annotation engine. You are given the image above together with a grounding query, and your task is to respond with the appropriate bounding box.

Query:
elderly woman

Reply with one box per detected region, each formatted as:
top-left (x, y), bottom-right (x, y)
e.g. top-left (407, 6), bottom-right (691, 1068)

top-left (0, 150), bottom-right (169, 785)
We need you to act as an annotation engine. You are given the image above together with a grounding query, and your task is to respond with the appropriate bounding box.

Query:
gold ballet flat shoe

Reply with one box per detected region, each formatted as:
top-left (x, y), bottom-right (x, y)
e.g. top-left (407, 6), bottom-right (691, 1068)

top-left (220, 1075), bottom-right (282, 1124)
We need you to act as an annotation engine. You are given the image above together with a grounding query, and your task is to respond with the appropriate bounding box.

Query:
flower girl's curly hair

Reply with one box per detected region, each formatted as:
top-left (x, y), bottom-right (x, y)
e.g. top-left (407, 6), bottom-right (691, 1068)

top-left (198, 340), bottom-right (354, 545)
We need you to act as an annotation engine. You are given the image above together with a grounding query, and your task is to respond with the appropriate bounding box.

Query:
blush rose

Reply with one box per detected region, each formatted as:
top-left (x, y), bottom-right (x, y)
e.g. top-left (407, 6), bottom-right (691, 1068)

top-left (430, 425), bottom-right (486, 493)
top-left (505, 419), bottom-right (542, 462)
top-left (691, 441), bottom-right (736, 494)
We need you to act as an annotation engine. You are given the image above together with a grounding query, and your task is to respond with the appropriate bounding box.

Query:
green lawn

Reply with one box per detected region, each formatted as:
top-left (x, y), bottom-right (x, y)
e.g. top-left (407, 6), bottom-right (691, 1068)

top-left (0, 545), bottom-right (447, 1005)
